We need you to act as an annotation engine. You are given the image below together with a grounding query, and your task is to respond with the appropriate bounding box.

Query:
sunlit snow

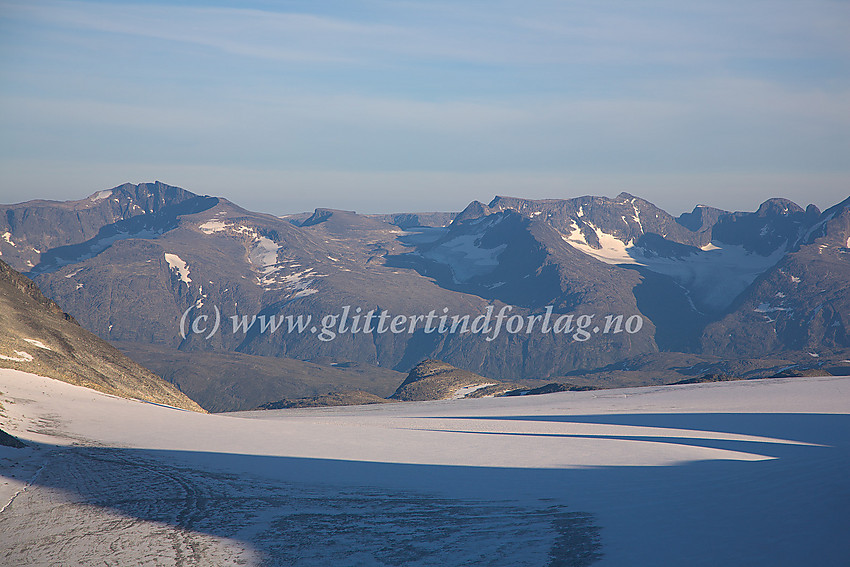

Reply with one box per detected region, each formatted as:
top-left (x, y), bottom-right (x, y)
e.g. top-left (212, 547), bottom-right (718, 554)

top-left (22, 339), bottom-right (51, 351)
top-left (1, 370), bottom-right (847, 567)
top-left (164, 253), bottom-right (191, 285)
top-left (0, 351), bottom-right (33, 362)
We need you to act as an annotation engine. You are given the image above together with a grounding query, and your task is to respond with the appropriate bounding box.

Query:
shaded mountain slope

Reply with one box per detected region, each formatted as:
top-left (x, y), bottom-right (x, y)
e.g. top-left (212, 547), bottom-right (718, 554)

top-left (701, 197), bottom-right (850, 357)
top-left (0, 259), bottom-right (203, 411)
top-left (115, 342), bottom-right (404, 413)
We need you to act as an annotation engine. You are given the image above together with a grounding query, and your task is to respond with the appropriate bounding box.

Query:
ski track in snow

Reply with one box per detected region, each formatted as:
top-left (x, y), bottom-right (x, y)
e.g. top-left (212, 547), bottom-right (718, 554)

top-left (0, 447), bottom-right (587, 566)
top-left (1, 369), bottom-right (848, 566)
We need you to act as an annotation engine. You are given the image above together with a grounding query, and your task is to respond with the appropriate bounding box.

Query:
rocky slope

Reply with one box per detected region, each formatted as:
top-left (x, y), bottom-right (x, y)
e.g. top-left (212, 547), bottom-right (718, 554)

top-left (0, 259), bottom-right (203, 411)
top-left (391, 359), bottom-right (510, 401)
top-left (257, 390), bottom-right (394, 410)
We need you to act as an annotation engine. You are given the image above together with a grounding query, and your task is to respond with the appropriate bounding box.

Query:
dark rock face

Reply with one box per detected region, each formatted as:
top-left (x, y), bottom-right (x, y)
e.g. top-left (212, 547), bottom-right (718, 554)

top-left (368, 212), bottom-right (456, 229)
top-left (0, 259), bottom-right (203, 411)
top-left (2, 182), bottom-right (848, 394)
top-left (701, 199), bottom-right (850, 357)
top-left (669, 373), bottom-right (738, 385)
top-left (502, 383), bottom-right (597, 396)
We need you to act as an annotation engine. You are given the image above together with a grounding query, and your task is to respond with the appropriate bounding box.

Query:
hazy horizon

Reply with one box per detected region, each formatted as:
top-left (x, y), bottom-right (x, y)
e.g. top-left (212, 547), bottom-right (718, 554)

top-left (3, 178), bottom-right (847, 218)
top-left (2, 1), bottom-right (848, 215)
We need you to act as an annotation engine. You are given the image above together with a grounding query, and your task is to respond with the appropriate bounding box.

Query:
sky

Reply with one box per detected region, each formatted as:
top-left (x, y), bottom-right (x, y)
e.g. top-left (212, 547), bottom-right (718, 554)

top-left (1, 0), bottom-right (848, 215)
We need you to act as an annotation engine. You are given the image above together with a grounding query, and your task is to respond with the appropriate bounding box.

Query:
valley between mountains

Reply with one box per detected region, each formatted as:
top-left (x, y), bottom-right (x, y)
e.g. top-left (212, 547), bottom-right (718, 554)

top-left (1, 182), bottom-right (848, 410)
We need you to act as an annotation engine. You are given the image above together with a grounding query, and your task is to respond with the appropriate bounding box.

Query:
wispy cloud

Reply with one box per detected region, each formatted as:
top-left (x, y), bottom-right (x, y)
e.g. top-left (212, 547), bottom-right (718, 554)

top-left (7, 0), bottom-right (849, 68)
top-left (3, 1), bottom-right (400, 63)
top-left (0, 0), bottom-right (848, 211)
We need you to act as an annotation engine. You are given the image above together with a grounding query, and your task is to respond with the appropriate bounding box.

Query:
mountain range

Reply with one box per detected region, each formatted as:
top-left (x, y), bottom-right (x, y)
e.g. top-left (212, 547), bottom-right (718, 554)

top-left (1, 182), bottom-right (847, 410)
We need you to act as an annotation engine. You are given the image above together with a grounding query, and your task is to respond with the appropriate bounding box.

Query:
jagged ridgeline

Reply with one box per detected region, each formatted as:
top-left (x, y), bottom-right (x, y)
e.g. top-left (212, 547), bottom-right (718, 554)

top-left (1, 182), bottom-right (847, 400)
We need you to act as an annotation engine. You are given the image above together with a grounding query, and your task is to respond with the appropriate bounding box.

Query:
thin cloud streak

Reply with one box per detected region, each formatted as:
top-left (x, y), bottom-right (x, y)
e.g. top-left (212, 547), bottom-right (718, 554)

top-left (6, 0), bottom-right (849, 68)
top-left (4, 76), bottom-right (846, 170)
top-left (0, 0), bottom-right (848, 211)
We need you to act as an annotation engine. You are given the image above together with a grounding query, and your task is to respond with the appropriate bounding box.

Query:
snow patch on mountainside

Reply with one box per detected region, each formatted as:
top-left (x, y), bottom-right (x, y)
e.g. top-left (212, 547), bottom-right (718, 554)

top-left (198, 220), bottom-right (228, 233)
top-left (88, 190), bottom-right (113, 202)
top-left (631, 199), bottom-right (644, 233)
top-left (199, 220), bottom-right (309, 291)
top-left (452, 383), bottom-right (497, 399)
top-left (0, 351), bottom-right (33, 362)
top-left (164, 253), bottom-right (191, 285)
top-left (2, 232), bottom-right (15, 246)
top-left (564, 221), bottom-right (636, 264)
top-left (22, 339), bottom-right (51, 351)
top-left (754, 302), bottom-right (791, 314)
top-left (258, 264), bottom-right (325, 297)
top-left (248, 235), bottom-right (280, 273)
top-left (637, 243), bottom-right (787, 311)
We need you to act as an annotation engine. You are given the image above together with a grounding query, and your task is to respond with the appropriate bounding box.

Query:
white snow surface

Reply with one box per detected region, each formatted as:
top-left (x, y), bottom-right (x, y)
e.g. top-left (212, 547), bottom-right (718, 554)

top-left (197, 219), bottom-right (229, 233)
top-left (0, 369), bottom-right (848, 566)
top-left (565, 221), bottom-right (635, 264)
top-left (163, 253), bottom-right (191, 284)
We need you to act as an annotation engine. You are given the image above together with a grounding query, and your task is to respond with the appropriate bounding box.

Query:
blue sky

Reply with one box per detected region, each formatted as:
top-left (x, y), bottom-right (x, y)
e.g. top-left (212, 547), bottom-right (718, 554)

top-left (1, 0), bottom-right (848, 214)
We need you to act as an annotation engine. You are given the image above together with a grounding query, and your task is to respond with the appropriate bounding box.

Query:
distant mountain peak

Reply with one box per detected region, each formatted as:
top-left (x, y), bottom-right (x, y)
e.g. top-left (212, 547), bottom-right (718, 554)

top-left (755, 198), bottom-right (804, 217)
